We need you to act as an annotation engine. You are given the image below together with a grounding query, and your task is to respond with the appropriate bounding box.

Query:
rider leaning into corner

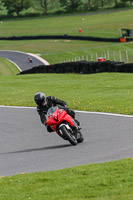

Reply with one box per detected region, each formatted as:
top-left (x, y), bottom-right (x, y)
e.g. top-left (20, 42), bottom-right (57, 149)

top-left (34, 92), bottom-right (81, 133)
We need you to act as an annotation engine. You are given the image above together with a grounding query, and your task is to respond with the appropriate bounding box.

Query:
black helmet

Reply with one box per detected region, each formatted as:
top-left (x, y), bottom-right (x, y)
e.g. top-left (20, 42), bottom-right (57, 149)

top-left (34, 92), bottom-right (46, 106)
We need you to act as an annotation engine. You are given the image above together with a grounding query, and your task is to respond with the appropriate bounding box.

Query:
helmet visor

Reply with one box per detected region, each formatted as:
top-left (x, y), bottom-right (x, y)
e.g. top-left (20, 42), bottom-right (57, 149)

top-left (35, 99), bottom-right (44, 106)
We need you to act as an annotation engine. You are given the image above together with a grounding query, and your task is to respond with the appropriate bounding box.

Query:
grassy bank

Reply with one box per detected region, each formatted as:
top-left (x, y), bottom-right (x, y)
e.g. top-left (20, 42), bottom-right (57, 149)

top-left (0, 10), bottom-right (133, 64)
top-left (0, 39), bottom-right (133, 64)
top-left (0, 57), bottom-right (19, 75)
top-left (0, 159), bottom-right (133, 200)
top-left (1, 9), bottom-right (133, 38)
top-left (0, 71), bottom-right (133, 115)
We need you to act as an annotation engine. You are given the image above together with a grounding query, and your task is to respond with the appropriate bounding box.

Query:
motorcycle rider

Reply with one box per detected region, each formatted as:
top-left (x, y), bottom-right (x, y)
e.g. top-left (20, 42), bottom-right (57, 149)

top-left (34, 92), bottom-right (80, 133)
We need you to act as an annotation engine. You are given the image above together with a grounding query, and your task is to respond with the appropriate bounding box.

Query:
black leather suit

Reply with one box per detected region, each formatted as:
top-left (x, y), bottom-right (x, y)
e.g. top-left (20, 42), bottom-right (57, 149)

top-left (36, 96), bottom-right (75, 132)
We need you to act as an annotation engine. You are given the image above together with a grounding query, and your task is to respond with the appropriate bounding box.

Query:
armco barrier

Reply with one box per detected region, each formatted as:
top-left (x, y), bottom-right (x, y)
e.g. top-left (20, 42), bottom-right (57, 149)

top-left (18, 61), bottom-right (133, 75)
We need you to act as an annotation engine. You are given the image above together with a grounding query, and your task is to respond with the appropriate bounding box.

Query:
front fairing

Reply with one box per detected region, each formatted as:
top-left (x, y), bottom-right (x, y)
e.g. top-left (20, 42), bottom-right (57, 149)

top-left (46, 106), bottom-right (75, 132)
top-left (62, 113), bottom-right (74, 127)
top-left (47, 108), bottom-right (66, 126)
top-left (46, 107), bottom-right (60, 126)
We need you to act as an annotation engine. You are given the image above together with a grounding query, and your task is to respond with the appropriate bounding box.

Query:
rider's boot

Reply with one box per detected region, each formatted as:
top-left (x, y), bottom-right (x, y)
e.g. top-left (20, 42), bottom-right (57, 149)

top-left (75, 119), bottom-right (80, 126)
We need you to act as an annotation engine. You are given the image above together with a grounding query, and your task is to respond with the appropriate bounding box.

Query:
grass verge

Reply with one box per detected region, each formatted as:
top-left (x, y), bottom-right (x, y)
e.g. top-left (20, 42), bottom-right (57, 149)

top-left (0, 10), bottom-right (133, 64)
top-left (0, 57), bottom-right (19, 75)
top-left (0, 39), bottom-right (133, 64)
top-left (0, 159), bottom-right (133, 200)
top-left (1, 9), bottom-right (133, 38)
top-left (0, 72), bottom-right (133, 115)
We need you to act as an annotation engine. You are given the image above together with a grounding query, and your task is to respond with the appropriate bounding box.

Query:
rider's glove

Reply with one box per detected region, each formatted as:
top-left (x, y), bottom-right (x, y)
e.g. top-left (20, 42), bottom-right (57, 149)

top-left (71, 110), bottom-right (75, 116)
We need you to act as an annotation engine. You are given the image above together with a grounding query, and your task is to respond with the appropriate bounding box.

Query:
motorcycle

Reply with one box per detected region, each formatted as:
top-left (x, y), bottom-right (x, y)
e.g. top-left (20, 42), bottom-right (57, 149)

top-left (46, 106), bottom-right (84, 145)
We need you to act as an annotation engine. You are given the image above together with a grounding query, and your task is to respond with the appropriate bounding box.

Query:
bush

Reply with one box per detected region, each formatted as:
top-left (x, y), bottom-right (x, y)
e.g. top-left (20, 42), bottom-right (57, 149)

top-left (114, 1), bottom-right (128, 8)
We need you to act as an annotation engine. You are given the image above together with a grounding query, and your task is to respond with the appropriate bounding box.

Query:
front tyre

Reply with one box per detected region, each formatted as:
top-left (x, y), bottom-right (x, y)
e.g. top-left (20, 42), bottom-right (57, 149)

top-left (77, 131), bottom-right (84, 143)
top-left (59, 125), bottom-right (77, 145)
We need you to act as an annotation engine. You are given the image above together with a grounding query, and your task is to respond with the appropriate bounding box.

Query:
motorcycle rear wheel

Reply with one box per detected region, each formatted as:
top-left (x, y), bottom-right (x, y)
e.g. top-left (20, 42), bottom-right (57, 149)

top-left (60, 125), bottom-right (77, 145)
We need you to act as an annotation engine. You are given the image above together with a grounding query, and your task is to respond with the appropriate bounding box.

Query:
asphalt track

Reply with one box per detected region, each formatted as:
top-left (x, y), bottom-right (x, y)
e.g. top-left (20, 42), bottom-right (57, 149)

top-left (0, 50), bottom-right (49, 71)
top-left (0, 106), bottom-right (133, 177)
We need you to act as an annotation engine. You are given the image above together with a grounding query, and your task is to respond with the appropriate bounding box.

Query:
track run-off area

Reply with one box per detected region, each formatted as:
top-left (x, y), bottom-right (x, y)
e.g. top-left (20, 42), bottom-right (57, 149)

top-left (0, 105), bottom-right (133, 177)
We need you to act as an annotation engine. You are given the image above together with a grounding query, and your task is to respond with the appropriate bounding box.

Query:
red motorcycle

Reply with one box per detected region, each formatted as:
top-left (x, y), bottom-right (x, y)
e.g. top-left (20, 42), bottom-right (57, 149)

top-left (46, 106), bottom-right (84, 145)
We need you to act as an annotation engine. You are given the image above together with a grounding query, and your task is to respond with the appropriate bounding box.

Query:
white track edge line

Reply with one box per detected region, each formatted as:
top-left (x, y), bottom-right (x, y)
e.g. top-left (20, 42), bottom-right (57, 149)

top-left (75, 110), bottom-right (133, 118)
top-left (0, 105), bottom-right (35, 109)
top-left (6, 58), bottom-right (22, 72)
top-left (0, 105), bottom-right (133, 118)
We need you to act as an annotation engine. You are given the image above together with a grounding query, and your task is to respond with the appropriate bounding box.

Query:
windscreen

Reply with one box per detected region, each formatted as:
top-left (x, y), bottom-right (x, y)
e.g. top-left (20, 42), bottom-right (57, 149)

top-left (47, 106), bottom-right (58, 116)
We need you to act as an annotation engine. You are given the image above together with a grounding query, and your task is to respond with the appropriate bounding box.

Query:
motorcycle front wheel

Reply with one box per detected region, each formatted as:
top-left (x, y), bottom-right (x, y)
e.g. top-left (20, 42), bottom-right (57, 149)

top-left (77, 131), bottom-right (84, 143)
top-left (59, 125), bottom-right (77, 146)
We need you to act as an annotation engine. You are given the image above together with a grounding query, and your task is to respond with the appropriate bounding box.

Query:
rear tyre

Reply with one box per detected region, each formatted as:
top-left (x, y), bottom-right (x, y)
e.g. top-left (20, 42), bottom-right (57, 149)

top-left (59, 125), bottom-right (77, 145)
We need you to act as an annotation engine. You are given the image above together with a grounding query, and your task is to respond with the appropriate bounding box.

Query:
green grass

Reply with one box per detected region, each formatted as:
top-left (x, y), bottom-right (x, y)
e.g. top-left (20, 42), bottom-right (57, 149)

top-left (0, 39), bottom-right (133, 64)
top-left (0, 57), bottom-right (19, 75)
top-left (0, 71), bottom-right (133, 115)
top-left (0, 9), bottom-right (133, 64)
top-left (0, 159), bottom-right (133, 200)
top-left (1, 9), bottom-right (133, 38)
top-left (41, 41), bottom-right (133, 64)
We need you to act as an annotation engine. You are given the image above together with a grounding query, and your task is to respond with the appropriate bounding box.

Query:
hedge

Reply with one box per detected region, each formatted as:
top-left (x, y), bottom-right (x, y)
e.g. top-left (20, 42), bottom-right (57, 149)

top-left (18, 61), bottom-right (133, 75)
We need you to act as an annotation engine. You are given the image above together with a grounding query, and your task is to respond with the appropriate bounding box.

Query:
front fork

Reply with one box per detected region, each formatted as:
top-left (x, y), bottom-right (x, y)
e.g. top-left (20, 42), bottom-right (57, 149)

top-left (58, 123), bottom-right (77, 140)
top-left (58, 123), bottom-right (71, 139)
top-left (73, 120), bottom-right (78, 129)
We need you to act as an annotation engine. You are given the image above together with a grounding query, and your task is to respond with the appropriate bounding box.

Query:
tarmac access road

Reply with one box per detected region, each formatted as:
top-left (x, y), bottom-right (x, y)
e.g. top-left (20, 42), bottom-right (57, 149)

top-left (0, 106), bottom-right (133, 176)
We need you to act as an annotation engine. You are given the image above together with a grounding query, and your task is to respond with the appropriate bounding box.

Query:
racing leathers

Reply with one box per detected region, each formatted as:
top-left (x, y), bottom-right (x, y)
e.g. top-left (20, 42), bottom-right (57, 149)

top-left (36, 96), bottom-right (77, 132)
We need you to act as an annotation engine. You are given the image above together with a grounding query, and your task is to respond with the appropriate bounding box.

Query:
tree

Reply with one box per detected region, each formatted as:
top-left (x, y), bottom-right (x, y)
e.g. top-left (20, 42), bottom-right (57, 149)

top-left (60, 0), bottom-right (82, 11)
top-left (40, 0), bottom-right (59, 14)
top-left (116, 0), bottom-right (129, 7)
top-left (129, 0), bottom-right (133, 5)
top-left (1, 0), bottom-right (31, 16)
top-left (101, 0), bottom-right (104, 9)
top-left (94, 0), bottom-right (98, 9)
top-left (114, 0), bottom-right (118, 7)
top-left (69, 0), bottom-right (81, 9)
top-left (40, 0), bottom-right (48, 14)
top-left (87, 0), bottom-right (92, 10)
top-left (59, 0), bottom-right (67, 7)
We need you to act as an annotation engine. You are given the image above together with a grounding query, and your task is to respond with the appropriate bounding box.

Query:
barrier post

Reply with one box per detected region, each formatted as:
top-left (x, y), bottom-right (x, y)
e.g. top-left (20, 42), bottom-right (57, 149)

top-left (91, 53), bottom-right (93, 61)
top-left (126, 49), bottom-right (129, 63)
top-left (86, 55), bottom-right (88, 61)
top-left (107, 51), bottom-right (110, 60)
top-left (119, 50), bottom-right (122, 62)
top-left (113, 51), bottom-right (116, 61)
top-left (96, 53), bottom-right (98, 61)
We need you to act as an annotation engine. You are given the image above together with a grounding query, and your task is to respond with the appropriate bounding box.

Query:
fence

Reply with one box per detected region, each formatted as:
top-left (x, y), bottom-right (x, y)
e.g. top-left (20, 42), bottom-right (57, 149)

top-left (63, 49), bottom-right (130, 64)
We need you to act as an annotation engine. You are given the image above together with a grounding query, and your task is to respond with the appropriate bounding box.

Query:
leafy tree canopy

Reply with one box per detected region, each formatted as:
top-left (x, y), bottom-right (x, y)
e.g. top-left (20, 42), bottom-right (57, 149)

top-left (1, 0), bottom-right (31, 16)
